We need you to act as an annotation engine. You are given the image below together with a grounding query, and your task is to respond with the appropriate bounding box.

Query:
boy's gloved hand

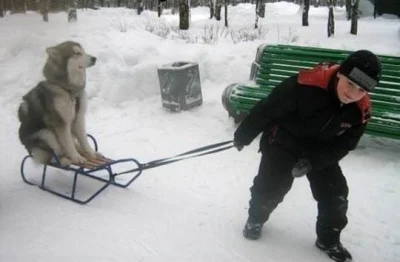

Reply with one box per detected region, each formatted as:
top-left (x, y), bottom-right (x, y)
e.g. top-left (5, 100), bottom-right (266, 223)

top-left (291, 158), bottom-right (312, 178)
top-left (233, 140), bottom-right (244, 151)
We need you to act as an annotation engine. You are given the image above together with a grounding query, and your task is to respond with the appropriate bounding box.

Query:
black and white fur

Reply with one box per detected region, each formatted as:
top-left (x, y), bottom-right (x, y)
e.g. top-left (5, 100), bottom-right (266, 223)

top-left (18, 41), bottom-right (100, 166)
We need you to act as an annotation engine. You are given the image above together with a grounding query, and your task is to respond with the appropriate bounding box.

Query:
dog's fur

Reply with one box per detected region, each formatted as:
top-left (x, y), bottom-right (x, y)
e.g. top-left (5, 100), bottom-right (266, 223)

top-left (18, 41), bottom-right (100, 166)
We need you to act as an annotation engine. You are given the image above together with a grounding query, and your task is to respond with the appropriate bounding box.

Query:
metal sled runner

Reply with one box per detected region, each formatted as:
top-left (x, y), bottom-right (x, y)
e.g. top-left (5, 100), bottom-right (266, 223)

top-left (20, 135), bottom-right (233, 204)
top-left (20, 135), bottom-right (142, 204)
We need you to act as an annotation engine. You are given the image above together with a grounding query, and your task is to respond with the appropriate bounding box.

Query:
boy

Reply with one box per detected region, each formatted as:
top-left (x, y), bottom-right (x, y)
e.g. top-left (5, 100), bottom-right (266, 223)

top-left (234, 50), bottom-right (381, 262)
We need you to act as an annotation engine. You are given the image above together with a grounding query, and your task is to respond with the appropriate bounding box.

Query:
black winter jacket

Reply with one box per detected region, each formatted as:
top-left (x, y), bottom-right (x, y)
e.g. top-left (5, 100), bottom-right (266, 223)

top-left (234, 64), bottom-right (371, 171)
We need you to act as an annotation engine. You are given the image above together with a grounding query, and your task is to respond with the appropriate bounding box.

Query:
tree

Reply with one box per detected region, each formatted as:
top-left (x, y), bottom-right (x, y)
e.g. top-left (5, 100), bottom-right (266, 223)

top-left (257, 0), bottom-right (265, 18)
top-left (209, 0), bottom-right (214, 19)
top-left (0, 0), bottom-right (4, 17)
top-left (327, 0), bottom-right (335, 37)
top-left (137, 0), bottom-right (143, 14)
top-left (254, 0), bottom-right (260, 29)
top-left (179, 0), bottom-right (189, 30)
top-left (215, 0), bottom-right (222, 20)
top-left (157, 0), bottom-right (163, 17)
top-left (68, 0), bottom-right (77, 22)
top-left (345, 0), bottom-right (351, 20)
top-left (350, 0), bottom-right (359, 35)
top-left (302, 0), bottom-right (310, 26)
top-left (39, 0), bottom-right (50, 22)
top-left (224, 0), bottom-right (228, 27)
top-left (11, 0), bottom-right (26, 13)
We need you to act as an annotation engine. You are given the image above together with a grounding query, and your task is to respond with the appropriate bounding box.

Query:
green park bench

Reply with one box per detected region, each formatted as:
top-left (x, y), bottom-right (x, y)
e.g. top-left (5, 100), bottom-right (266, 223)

top-left (222, 44), bottom-right (400, 140)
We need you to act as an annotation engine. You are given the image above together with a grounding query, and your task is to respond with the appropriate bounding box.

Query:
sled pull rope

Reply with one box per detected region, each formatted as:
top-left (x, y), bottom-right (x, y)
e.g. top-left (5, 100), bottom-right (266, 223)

top-left (114, 140), bottom-right (234, 176)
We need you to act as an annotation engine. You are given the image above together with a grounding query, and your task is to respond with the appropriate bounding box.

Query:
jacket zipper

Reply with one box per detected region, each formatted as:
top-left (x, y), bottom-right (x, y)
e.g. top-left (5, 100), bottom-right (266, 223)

top-left (319, 104), bottom-right (342, 135)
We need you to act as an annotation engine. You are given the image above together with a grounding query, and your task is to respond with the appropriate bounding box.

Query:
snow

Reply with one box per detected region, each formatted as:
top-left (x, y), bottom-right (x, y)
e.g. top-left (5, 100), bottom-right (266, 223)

top-left (0, 3), bottom-right (400, 262)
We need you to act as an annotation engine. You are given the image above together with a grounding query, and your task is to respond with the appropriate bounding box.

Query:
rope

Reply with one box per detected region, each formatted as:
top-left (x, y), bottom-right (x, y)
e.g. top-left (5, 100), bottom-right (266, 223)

top-left (114, 140), bottom-right (234, 176)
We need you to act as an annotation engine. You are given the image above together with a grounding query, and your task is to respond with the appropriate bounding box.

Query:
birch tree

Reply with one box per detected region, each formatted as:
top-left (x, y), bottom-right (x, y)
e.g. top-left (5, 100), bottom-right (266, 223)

top-left (350, 0), bottom-right (359, 35)
top-left (327, 0), bottom-right (334, 37)
top-left (258, 0), bottom-right (265, 18)
top-left (302, 0), bottom-right (310, 26)
top-left (254, 0), bottom-right (259, 29)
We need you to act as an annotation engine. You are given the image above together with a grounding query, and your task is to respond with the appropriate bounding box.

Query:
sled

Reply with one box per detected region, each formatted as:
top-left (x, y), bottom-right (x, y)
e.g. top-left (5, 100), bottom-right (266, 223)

top-left (20, 135), bottom-right (142, 204)
top-left (20, 135), bottom-right (234, 204)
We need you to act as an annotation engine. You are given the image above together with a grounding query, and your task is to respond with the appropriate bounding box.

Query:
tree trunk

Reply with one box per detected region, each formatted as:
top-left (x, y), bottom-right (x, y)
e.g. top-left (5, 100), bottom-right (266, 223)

top-left (137, 0), bottom-right (143, 15)
top-left (302, 0), bottom-right (309, 26)
top-left (345, 0), bottom-right (351, 20)
top-left (171, 0), bottom-right (177, 14)
top-left (157, 0), bottom-right (162, 17)
top-left (224, 0), bottom-right (228, 27)
top-left (350, 0), bottom-right (359, 35)
top-left (209, 0), bottom-right (214, 19)
top-left (327, 0), bottom-right (334, 37)
top-left (68, 0), bottom-right (77, 22)
top-left (215, 0), bottom-right (222, 20)
top-left (257, 0), bottom-right (265, 18)
top-left (254, 0), bottom-right (259, 29)
top-left (0, 0), bottom-right (4, 17)
top-left (39, 0), bottom-right (50, 22)
top-left (179, 0), bottom-right (189, 30)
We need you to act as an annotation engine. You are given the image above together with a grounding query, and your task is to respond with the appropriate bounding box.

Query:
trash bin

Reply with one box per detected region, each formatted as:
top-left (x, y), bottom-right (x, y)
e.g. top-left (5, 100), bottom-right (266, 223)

top-left (157, 61), bottom-right (203, 111)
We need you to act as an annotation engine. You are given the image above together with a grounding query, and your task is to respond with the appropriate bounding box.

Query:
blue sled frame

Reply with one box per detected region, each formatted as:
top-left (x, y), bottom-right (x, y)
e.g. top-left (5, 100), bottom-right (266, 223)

top-left (20, 135), bottom-right (142, 204)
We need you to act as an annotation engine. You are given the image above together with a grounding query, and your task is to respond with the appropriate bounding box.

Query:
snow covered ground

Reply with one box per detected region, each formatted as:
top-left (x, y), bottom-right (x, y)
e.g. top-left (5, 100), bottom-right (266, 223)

top-left (0, 3), bottom-right (399, 262)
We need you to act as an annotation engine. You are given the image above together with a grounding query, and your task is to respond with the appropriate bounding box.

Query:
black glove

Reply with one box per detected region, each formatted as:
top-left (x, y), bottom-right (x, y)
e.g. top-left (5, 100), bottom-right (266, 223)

top-left (291, 158), bottom-right (312, 178)
top-left (233, 140), bottom-right (244, 151)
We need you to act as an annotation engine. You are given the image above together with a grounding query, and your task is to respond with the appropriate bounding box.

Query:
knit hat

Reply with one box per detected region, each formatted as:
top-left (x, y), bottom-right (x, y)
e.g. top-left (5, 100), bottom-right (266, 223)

top-left (338, 50), bottom-right (382, 92)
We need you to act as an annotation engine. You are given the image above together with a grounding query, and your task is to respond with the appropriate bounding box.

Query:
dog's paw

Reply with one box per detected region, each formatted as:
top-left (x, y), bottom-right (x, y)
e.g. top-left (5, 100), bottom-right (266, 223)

top-left (70, 154), bottom-right (88, 165)
top-left (59, 157), bottom-right (73, 167)
top-left (93, 151), bottom-right (105, 159)
top-left (82, 149), bottom-right (104, 160)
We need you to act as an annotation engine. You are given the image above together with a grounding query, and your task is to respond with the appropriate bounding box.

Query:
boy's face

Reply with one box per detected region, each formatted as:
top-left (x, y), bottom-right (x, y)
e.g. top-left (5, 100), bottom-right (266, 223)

top-left (336, 73), bottom-right (367, 104)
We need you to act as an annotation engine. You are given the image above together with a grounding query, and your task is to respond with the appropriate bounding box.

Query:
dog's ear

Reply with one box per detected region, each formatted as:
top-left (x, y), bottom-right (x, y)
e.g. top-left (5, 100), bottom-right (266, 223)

top-left (46, 47), bottom-right (61, 60)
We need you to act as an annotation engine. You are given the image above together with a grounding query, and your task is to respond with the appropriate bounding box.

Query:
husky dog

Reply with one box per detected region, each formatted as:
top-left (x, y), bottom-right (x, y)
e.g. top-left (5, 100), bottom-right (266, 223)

top-left (18, 41), bottom-right (100, 166)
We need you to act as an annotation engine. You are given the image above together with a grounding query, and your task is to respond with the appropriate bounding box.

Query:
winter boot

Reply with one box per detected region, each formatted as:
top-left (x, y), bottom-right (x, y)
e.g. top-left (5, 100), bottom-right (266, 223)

top-left (243, 220), bottom-right (263, 240)
top-left (316, 239), bottom-right (353, 262)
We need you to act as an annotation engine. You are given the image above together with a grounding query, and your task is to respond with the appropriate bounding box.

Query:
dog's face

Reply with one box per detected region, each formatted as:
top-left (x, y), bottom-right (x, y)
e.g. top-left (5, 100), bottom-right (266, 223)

top-left (66, 44), bottom-right (97, 70)
top-left (44, 41), bottom-right (97, 87)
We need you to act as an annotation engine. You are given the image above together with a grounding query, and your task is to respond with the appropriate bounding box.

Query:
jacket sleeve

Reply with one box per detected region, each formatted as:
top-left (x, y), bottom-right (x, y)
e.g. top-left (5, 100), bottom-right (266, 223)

top-left (234, 76), bottom-right (297, 145)
top-left (307, 123), bottom-right (366, 171)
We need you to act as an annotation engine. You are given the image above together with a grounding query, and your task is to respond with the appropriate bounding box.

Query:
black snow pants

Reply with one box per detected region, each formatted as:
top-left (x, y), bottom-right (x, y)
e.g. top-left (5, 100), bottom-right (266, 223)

top-left (248, 145), bottom-right (349, 245)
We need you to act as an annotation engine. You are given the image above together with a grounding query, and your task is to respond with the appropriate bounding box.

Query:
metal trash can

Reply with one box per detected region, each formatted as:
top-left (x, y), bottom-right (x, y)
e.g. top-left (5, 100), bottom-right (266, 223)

top-left (157, 61), bottom-right (203, 111)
